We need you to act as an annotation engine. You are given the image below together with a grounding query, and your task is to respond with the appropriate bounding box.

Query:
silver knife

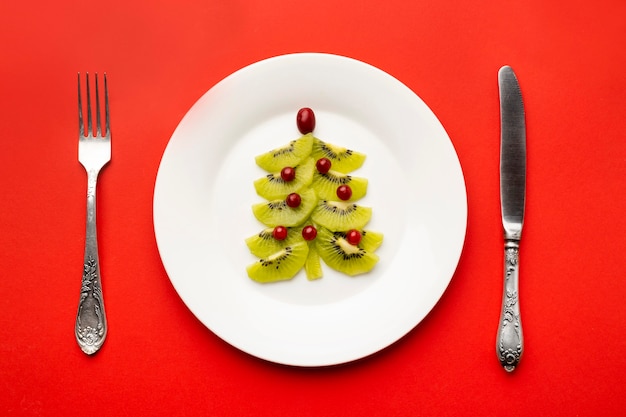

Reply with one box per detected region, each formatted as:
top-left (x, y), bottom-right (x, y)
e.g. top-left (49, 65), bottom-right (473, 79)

top-left (496, 65), bottom-right (526, 372)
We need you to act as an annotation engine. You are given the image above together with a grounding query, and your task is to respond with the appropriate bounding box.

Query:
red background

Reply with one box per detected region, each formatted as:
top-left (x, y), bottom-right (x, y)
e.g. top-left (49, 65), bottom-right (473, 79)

top-left (1, 0), bottom-right (625, 416)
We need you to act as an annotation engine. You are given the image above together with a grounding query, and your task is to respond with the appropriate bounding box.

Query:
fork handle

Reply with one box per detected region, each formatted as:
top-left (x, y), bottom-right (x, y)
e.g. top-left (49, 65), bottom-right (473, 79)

top-left (75, 170), bottom-right (108, 354)
top-left (496, 240), bottom-right (523, 371)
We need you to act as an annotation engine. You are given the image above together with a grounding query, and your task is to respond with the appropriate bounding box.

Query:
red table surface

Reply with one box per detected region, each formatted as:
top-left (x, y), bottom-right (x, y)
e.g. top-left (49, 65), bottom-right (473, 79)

top-left (1, 0), bottom-right (625, 416)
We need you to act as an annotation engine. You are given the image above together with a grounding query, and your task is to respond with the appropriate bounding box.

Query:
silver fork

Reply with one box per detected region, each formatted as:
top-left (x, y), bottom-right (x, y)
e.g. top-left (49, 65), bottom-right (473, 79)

top-left (75, 73), bottom-right (110, 355)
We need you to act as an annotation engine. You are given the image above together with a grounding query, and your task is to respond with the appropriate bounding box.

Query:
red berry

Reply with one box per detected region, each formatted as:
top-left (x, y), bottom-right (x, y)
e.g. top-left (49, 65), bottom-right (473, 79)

top-left (302, 225), bottom-right (318, 241)
top-left (286, 192), bottom-right (301, 208)
top-left (273, 226), bottom-right (288, 240)
top-left (297, 107), bottom-right (316, 134)
top-left (336, 185), bottom-right (352, 200)
top-left (316, 158), bottom-right (331, 174)
top-left (346, 229), bottom-right (362, 245)
top-left (281, 166), bottom-right (296, 182)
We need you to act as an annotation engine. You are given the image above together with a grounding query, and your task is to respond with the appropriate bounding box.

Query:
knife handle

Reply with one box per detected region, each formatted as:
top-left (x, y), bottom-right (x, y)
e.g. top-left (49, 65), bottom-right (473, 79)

top-left (496, 240), bottom-right (523, 371)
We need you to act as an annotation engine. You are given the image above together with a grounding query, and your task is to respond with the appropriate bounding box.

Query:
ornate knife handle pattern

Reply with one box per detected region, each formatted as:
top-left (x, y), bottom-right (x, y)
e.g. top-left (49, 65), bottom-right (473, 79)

top-left (75, 172), bottom-right (107, 354)
top-left (496, 240), bottom-right (523, 371)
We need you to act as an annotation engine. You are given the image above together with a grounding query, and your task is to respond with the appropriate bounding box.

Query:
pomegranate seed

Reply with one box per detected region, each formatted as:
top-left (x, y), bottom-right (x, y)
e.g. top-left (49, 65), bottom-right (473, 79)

top-left (346, 229), bottom-right (361, 245)
top-left (297, 107), bottom-right (316, 134)
top-left (302, 225), bottom-right (318, 241)
top-left (280, 166), bottom-right (296, 182)
top-left (336, 185), bottom-right (352, 200)
top-left (286, 192), bottom-right (301, 208)
top-left (316, 158), bottom-right (331, 174)
top-left (273, 226), bottom-right (288, 240)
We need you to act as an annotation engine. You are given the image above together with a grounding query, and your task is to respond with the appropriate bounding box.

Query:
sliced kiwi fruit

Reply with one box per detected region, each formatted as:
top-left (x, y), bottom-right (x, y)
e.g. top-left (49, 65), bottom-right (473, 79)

top-left (245, 227), bottom-right (304, 258)
top-left (253, 157), bottom-right (315, 200)
top-left (310, 169), bottom-right (368, 201)
top-left (252, 188), bottom-right (317, 227)
top-left (255, 133), bottom-right (314, 172)
top-left (311, 138), bottom-right (366, 173)
top-left (316, 227), bottom-right (379, 276)
top-left (246, 241), bottom-right (309, 283)
top-left (359, 230), bottom-right (384, 252)
top-left (331, 229), bottom-right (384, 253)
top-left (310, 200), bottom-right (372, 231)
top-left (304, 243), bottom-right (323, 280)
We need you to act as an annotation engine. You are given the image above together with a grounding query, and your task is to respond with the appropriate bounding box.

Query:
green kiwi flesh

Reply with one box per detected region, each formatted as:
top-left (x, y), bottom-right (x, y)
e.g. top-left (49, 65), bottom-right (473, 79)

top-left (304, 243), bottom-right (323, 280)
top-left (252, 188), bottom-right (317, 227)
top-left (246, 242), bottom-right (309, 283)
top-left (331, 229), bottom-right (384, 253)
top-left (254, 157), bottom-right (315, 200)
top-left (255, 133), bottom-right (314, 172)
top-left (311, 138), bottom-right (366, 173)
top-left (359, 230), bottom-right (384, 252)
top-left (310, 200), bottom-right (372, 231)
top-left (316, 228), bottom-right (379, 276)
top-left (245, 227), bottom-right (305, 258)
top-left (310, 169), bottom-right (368, 201)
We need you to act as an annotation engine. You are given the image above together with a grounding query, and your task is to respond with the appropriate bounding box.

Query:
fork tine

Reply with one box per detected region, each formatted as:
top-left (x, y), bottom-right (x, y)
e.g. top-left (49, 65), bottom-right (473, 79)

top-left (95, 73), bottom-right (101, 136)
top-left (78, 73), bottom-right (84, 136)
top-left (86, 73), bottom-right (92, 137)
top-left (104, 73), bottom-right (110, 136)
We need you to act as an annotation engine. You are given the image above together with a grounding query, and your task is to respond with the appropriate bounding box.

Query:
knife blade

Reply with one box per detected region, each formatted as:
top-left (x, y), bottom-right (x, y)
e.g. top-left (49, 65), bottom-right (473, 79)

top-left (496, 65), bottom-right (526, 372)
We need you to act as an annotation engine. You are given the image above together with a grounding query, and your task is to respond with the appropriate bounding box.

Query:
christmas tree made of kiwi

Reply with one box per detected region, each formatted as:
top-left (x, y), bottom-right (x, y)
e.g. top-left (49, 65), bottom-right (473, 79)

top-left (245, 108), bottom-right (383, 283)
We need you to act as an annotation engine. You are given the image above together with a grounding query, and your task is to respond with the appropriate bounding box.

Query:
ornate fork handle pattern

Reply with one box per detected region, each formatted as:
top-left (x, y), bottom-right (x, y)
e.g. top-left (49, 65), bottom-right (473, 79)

top-left (496, 241), bottom-right (523, 371)
top-left (75, 169), bottom-right (107, 354)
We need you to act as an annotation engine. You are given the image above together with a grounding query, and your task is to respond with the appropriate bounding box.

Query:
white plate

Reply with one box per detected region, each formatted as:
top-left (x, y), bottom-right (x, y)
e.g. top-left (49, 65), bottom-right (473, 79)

top-left (153, 53), bottom-right (467, 366)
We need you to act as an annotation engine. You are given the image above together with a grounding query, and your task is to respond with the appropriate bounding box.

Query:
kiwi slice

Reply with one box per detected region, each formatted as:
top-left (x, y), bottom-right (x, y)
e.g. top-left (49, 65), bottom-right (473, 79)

top-left (252, 188), bottom-right (317, 227)
top-left (253, 157), bottom-right (315, 200)
top-left (332, 229), bottom-right (384, 253)
top-left (311, 169), bottom-right (368, 201)
top-left (310, 200), bottom-right (372, 231)
top-left (311, 138), bottom-right (366, 173)
top-left (316, 228), bottom-right (379, 276)
top-left (255, 133), bottom-right (314, 172)
top-left (246, 241), bottom-right (309, 283)
top-left (245, 227), bottom-right (304, 258)
top-left (359, 230), bottom-right (384, 252)
top-left (304, 243), bottom-right (323, 280)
